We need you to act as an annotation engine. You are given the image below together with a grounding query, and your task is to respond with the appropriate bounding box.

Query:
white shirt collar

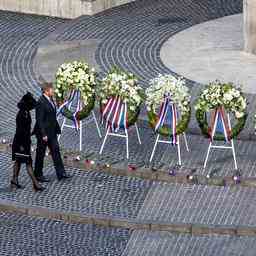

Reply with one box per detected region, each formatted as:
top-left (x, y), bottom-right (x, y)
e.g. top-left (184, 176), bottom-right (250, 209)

top-left (43, 94), bottom-right (51, 101)
top-left (43, 94), bottom-right (55, 109)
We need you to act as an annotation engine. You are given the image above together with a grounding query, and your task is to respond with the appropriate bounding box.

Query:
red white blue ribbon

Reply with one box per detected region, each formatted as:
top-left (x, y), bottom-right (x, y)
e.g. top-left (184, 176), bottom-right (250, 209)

top-left (209, 107), bottom-right (231, 142)
top-left (57, 89), bottom-right (81, 132)
top-left (72, 90), bottom-right (82, 131)
top-left (101, 97), bottom-right (128, 132)
top-left (155, 96), bottom-right (177, 144)
top-left (57, 90), bottom-right (76, 117)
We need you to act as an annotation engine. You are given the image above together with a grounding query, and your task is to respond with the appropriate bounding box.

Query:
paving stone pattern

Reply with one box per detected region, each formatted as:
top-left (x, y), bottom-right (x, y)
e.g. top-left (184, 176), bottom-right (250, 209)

top-left (0, 0), bottom-right (255, 170)
top-left (59, 118), bottom-right (256, 178)
top-left (0, 11), bottom-right (65, 136)
top-left (41, 0), bottom-right (256, 138)
top-left (0, 211), bottom-right (130, 256)
top-left (0, 153), bottom-right (151, 219)
top-left (1, 152), bottom-right (256, 228)
top-left (0, 0), bottom-right (249, 138)
top-left (138, 182), bottom-right (256, 227)
top-left (53, 0), bottom-right (242, 83)
top-left (122, 230), bottom-right (256, 256)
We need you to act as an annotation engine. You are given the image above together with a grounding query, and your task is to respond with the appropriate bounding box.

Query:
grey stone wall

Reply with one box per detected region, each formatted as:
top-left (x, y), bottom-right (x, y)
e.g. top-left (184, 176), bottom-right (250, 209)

top-left (0, 0), bottom-right (134, 18)
top-left (244, 0), bottom-right (256, 54)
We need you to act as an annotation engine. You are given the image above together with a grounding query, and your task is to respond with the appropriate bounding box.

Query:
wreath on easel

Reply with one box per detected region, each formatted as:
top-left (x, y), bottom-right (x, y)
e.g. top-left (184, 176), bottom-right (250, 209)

top-left (195, 81), bottom-right (247, 140)
top-left (54, 61), bottom-right (97, 121)
top-left (98, 67), bottom-right (144, 127)
top-left (146, 74), bottom-right (191, 137)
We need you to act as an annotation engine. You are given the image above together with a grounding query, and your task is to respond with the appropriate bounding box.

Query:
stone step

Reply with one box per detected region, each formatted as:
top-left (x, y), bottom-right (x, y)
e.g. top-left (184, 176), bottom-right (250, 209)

top-left (1, 196), bottom-right (256, 237)
top-left (1, 211), bottom-right (255, 256)
top-left (0, 148), bottom-right (255, 201)
top-left (1, 153), bottom-right (256, 236)
top-left (0, 211), bottom-right (130, 256)
top-left (137, 182), bottom-right (256, 229)
top-left (0, 153), bottom-right (151, 220)
top-left (122, 230), bottom-right (256, 256)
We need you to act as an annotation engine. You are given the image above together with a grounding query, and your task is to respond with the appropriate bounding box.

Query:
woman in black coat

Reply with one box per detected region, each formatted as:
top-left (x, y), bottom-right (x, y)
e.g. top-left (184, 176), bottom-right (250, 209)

top-left (11, 92), bottom-right (45, 191)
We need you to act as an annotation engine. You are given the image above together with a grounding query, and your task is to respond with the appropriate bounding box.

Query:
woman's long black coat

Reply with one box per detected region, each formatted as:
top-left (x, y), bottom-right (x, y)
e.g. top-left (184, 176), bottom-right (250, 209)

top-left (12, 93), bottom-right (36, 163)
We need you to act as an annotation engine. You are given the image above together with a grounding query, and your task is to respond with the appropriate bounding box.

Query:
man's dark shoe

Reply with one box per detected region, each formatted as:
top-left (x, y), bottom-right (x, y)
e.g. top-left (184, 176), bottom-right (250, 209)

top-left (57, 174), bottom-right (72, 181)
top-left (10, 180), bottom-right (24, 189)
top-left (36, 176), bottom-right (50, 183)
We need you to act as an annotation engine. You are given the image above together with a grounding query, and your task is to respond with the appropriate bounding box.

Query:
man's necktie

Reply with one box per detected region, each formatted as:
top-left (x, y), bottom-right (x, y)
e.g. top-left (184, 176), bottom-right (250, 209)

top-left (50, 97), bottom-right (56, 111)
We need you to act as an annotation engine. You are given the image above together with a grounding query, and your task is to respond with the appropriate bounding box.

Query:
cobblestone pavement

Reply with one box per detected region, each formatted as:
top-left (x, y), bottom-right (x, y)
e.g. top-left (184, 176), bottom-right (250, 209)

top-left (0, 153), bottom-right (151, 219)
top-left (1, 152), bottom-right (256, 228)
top-left (138, 182), bottom-right (256, 227)
top-left (40, 0), bottom-right (256, 138)
top-left (0, 0), bottom-right (254, 165)
top-left (59, 120), bottom-right (256, 178)
top-left (1, 0), bottom-right (254, 141)
top-left (52, 0), bottom-right (242, 83)
top-left (122, 230), bottom-right (256, 256)
top-left (0, 11), bottom-right (65, 135)
top-left (0, 211), bottom-right (130, 256)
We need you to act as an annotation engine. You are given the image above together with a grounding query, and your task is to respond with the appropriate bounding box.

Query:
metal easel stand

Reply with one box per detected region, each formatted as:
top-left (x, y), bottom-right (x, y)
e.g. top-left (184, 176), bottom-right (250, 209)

top-left (99, 123), bottom-right (141, 159)
top-left (203, 113), bottom-right (237, 170)
top-left (149, 132), bottom-right (189, 166)
top-left (58, 110), bottom-right (102, 152)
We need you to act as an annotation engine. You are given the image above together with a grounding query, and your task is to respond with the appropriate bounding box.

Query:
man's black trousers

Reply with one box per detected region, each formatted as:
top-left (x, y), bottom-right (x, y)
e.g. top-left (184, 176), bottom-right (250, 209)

top-left (34, 135), bottom-right (65, 178)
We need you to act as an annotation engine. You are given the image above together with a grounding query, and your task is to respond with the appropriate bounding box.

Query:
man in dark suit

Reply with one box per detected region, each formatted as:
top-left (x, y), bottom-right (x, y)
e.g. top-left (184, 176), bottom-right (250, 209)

top-left (33, 82), bottom-right (71, 182)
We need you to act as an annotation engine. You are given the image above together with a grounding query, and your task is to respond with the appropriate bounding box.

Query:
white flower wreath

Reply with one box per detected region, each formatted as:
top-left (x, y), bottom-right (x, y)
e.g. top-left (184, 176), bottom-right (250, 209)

top-left (146, 74), bottom-right (191, 136)
top-left (195, 81), bottom-right (247, 140)
top-left (54, 61), bottom-right (97, 120)
top-left (98, 67), bottom-right (144, 112)
top-left (55, 61), bottom-right (96, 107)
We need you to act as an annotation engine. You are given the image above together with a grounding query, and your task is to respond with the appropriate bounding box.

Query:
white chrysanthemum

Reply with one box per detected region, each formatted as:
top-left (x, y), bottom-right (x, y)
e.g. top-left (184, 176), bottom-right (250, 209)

top-left (195, 81), bottom-right (247, 118)
top-left (146, 74), bottom-right (191, 115)
top-left (55, 61), bottom-right (96, 106)
top-left (100, 68), bottom-right (143, 111)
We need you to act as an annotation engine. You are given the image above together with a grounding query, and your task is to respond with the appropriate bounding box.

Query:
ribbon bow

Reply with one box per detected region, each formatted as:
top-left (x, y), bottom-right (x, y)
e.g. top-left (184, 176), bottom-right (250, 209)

top-left (155, 96), bottom-right (177, 144)
top-left (57, 90), bottom-right (82, 131)
top-left (101, 96), bottom-right (128, 132)
top-left (208, 107), bottom-right (231, 142)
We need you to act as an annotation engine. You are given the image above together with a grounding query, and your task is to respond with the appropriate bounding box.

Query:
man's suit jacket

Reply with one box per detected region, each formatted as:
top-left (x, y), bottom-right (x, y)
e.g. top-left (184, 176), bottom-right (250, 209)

top-left (33, 95), bottom-right (61, 139)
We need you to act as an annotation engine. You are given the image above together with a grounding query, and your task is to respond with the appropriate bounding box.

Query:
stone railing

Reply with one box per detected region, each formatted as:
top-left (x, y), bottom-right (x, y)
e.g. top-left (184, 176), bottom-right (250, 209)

top-left (0, 0), bottom-right (134, 18)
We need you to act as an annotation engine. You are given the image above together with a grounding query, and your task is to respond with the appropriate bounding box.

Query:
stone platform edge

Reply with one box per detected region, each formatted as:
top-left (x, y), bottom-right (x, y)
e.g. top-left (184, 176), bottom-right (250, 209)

top-left (1, 143), bottom-right (256, 189)
top-left (0, 198), bottom-right (256, 237)
top-left (64, 158), bottom-right (256, 188)
top-left (0, 0), bottom-right (135, 18)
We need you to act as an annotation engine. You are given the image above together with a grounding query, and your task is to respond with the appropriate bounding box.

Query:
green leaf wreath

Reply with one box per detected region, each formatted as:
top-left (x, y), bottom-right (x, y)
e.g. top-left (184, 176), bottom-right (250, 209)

top-left (195, 81), bottom-right (247, 140)
top-left (98, 67), bottom-right (144, 126)
top-left (146, 74), bottom-right (191, 137)
top-left (54, 61), bottom-right (97, 120)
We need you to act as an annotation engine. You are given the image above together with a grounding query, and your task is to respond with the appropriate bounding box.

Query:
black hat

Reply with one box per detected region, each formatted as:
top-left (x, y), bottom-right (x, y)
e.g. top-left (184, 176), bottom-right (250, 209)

top-left (17, 92), bottom-right (37, 111)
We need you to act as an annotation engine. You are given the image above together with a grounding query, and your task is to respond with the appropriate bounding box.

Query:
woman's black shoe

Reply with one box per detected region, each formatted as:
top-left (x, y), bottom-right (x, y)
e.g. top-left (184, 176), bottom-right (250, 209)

top-left (36, 176), bottom-right (50, 183)
top-left (10, 180), bottom-right (24, 189)
top-left (57, 174), bottom-right (72, 181)
top-left (33, 185), bottom-right (46, 192)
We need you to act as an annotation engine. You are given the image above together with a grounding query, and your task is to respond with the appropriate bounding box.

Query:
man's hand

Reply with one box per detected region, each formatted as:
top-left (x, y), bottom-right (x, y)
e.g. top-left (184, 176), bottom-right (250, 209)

top-left (43, 136), bottom-right (48, 142)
